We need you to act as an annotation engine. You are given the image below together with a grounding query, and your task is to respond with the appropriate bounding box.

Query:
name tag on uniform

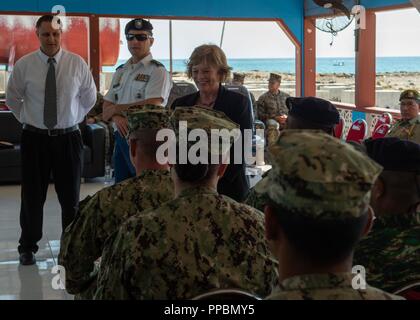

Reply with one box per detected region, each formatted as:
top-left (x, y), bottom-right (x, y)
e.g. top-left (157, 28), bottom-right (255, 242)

top-left (135, 74), bottom-right (150, 82)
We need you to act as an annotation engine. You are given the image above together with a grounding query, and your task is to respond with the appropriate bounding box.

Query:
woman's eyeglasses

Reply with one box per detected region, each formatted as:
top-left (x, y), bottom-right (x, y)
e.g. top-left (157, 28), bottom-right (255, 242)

top-left (126, 34), bottom-right (152, 41)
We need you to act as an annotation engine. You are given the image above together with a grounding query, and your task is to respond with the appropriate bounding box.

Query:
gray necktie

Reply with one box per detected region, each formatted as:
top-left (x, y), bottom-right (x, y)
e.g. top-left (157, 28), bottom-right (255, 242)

top-left (44, 57), bottom-right (57, 129)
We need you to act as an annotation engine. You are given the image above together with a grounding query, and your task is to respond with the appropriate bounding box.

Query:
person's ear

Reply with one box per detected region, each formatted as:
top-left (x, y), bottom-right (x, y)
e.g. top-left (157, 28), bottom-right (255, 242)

top-left (217, 163), bottom-right (228, 178)
top-left (362, 205), bottom-right (375, 237)
top-left (129, 139), bottom-right (137, 160)
top-left (372, 177), bottom-right (385, 200)
top-left (264, 205), bottom-right (281, 242)
top-left (149, 37), bottom-right (154, 47)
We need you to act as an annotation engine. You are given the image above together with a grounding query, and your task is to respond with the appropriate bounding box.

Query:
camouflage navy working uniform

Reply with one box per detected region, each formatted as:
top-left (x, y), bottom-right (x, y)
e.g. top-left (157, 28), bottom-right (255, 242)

top-left (354, 212), bottom-right (420, 294)
top-left (58, 106), bottom-right (174, 298)
top-left (94, 107), bottom-right (278, 299)
top-left (354, 137), bottom-right (420, 294)
top-left (231, 72), bottom-right (258, 119)
top-left (387, 89), bottom-right (420, 143)
top-left (257, 73), bottom-right (290, 124)
top-left (255, 130), bottom-right (403, 300)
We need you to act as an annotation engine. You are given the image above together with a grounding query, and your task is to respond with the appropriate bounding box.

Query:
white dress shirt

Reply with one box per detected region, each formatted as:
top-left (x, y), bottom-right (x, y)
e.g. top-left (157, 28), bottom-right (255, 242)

top-left (104, 53), bottom-right (172, 106)
top-left (6, 48), bottom-right (97, 129)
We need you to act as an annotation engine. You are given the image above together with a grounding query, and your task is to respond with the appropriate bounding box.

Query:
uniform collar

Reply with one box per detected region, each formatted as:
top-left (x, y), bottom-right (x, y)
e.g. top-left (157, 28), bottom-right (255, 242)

top-left (375, 210), bottom-right (420, 229)
top-left (178, 186), bottom-right (218, 199)
top-left (401, 115), bottom-right (420, 125)
top-left (37, 48), bottom-right (63, 65)
top-left (127, 53), bottom-right (153, 69)
top-left (279, 273), bottom-right (354, 291)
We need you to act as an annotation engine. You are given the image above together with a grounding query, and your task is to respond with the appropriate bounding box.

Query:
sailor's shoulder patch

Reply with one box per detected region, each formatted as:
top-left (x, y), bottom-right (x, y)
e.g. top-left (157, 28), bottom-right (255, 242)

top-left (150, 59), bottom-right (165, 68)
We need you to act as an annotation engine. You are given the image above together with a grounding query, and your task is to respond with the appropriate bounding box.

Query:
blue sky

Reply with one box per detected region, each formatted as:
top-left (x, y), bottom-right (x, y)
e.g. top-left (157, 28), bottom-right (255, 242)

top-left (118, 8), bottom-right (420, 60)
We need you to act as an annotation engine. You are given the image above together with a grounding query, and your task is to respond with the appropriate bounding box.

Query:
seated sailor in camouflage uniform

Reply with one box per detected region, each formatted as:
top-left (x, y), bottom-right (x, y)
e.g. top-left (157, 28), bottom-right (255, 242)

top-left (256, 130), bottom-right (403, 300)
top-left (256, 73), bottom-right (290, 126)
top-left (387, 89), bottom-right (420, 143)
top-left (58, 105), bottom-right (174, 298)
top-left (354, 137), bottom-right (420, 297)
top-left (94, 106), bottom-right (278, 299)
top-left (231, 72), bottom-right (258, 119)
top-left (246, 97), bottom-right (340, 212)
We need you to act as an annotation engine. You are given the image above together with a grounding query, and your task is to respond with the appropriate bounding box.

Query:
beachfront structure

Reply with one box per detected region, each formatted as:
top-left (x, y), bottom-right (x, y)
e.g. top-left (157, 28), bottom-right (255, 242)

top-left (0, 0), bottom-right (418, 301)
top-left (0, 0), bottom-right (417, 135)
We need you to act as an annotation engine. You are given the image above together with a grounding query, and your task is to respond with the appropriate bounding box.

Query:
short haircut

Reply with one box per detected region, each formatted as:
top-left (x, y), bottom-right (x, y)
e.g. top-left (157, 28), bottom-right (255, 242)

top-left (173, 142), bottom-right (221, 183)
top-left (286, 114), bottom-right (335, 135)
top-left (269, 200), bottom-right (369, 265)
top-left (129, 129), bottom-right (164, 160)
top-left (186, 44), bottom-right (232, 82)
top-left (380, 171), bottom-right (420, 208)
top-left (36, 15), bottom-right (62, 29)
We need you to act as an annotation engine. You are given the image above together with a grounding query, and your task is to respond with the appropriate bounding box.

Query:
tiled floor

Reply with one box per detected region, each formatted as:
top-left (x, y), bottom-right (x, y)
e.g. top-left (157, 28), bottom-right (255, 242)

top-left (0, 167), bottom-right (267, 300)
top-left (0, 179), bottom-right (107, 300)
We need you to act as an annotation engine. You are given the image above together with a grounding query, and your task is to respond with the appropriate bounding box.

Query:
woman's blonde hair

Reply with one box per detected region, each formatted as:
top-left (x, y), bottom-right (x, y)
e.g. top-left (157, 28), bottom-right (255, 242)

top-left (186, 44), bottom-right (232, 82)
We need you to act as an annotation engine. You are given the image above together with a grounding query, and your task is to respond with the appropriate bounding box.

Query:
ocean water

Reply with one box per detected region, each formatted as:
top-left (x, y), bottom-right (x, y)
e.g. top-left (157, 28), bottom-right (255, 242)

top-left (102, 56), bottom-right (420, 74)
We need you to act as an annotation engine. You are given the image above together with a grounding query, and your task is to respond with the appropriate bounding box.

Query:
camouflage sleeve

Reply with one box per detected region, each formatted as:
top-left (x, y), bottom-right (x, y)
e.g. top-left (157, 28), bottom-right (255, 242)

top-left (250, 92), bottom-right (258, 120)
top-left (257, 95), bottom-right (268, 123)
top-left (245, 188), bottom-right (266, 212)
top-left (94, 228), bottom-right (132, 299)
top-left (58, 194), bottom-right (101, 294)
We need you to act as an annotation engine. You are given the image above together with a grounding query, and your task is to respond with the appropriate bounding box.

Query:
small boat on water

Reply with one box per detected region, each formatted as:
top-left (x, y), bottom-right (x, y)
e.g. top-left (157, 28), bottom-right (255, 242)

top-left (333, 61), bottom-right (345, 66)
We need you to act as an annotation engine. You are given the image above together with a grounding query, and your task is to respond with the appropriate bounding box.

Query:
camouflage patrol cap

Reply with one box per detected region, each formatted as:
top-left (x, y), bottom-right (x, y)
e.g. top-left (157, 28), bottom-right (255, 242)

top-left (399, 89), bottom-right (419, 102)
top-left (125, 18), bottom-right (153, 35)
top-left (255, 130), bottom-right (383, 219)
top-left (233, 72), bottom-right (246, 83)
top-left (170, 106), bottom-right (240, 155)
top-left (127, 105), bottom-right (170, 135)
top-left (269, 73), bottom-right (282, 82)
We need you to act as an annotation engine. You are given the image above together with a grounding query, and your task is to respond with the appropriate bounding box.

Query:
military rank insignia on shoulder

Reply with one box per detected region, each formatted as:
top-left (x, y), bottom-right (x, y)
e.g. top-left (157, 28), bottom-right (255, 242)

top-left (150, 59), bottom-right (165, 68)
top-left (135, 74), bottom-right (150, 82)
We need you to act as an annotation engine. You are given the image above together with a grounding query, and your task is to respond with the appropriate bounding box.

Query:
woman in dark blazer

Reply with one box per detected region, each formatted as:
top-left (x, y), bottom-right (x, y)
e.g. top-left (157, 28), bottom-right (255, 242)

top-left (171, 44), bottom-right (252, 202)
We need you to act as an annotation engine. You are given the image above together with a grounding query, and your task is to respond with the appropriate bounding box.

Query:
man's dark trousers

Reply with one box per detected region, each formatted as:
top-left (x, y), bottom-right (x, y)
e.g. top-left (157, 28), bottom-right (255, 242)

top-left (18, 129), bottom-right (83, 254)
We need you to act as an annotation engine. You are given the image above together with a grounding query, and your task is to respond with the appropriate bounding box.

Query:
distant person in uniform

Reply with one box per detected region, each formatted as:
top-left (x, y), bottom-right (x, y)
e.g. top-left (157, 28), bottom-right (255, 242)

top-left (6, 15), bottom-right (97, 266)
top-left (231, 72), bottom-right (258, 119)
top-left (257, 130), bottom-right (403, 300)
top-left (354, 137), bottom-right (420, 297)
top-left (59, 106), bottom-right (174, 299)
top-left (246, 97), bottom-right (340, 211)
top-left (257, 73), bottom-right (290, 126)
top-left (102, 18), bottom-right (172, 183)
top-left (171, 44), bottom-right (252, 202)
top-left (94, 107), bottom-right (278, 300)
top-left (387, 89), bottom-right (420, 143)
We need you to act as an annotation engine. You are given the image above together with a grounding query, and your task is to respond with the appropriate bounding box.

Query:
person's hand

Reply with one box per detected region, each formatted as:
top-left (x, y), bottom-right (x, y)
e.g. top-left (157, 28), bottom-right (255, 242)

top-left (112, 115), bottom-right (129, 137)
top-left (103, 102), bottom-right (117, 121)
top-left (276, 115), bottom-right (288, 124)
top-left (87, 117), bottom-right (96, 124)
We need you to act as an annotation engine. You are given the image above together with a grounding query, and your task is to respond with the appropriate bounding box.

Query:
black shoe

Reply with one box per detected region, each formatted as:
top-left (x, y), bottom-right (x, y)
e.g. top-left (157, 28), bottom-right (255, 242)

top-left (19, 252), bottom-right (36, 266)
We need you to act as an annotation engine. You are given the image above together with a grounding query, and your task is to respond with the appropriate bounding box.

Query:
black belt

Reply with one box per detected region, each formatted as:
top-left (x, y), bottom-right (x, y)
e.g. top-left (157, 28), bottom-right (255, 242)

top-left (23, 124), bottom-right (80, 136)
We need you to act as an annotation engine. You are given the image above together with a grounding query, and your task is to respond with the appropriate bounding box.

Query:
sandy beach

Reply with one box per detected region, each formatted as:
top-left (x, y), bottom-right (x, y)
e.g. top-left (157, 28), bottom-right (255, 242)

top-left (170, 71), bottom-right (420, 109)
top-left (2, 70), bottom-right (420, 109)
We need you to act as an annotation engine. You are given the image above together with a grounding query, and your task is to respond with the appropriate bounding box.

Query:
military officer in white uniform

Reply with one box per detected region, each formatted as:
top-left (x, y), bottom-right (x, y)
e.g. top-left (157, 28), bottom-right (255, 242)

top-left (103, 18), bottom-right (172, 183)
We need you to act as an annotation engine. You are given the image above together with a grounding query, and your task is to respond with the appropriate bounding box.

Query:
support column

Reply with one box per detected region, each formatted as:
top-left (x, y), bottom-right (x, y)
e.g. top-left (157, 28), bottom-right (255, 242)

top-left (275, 20), bottom-right (302, 97)
top-left (355, 11), bottom-right (376, 108)
top-left (303, 17), bottom-right (316, 97)
top-left (89, 15), bottom-right (101, 91)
